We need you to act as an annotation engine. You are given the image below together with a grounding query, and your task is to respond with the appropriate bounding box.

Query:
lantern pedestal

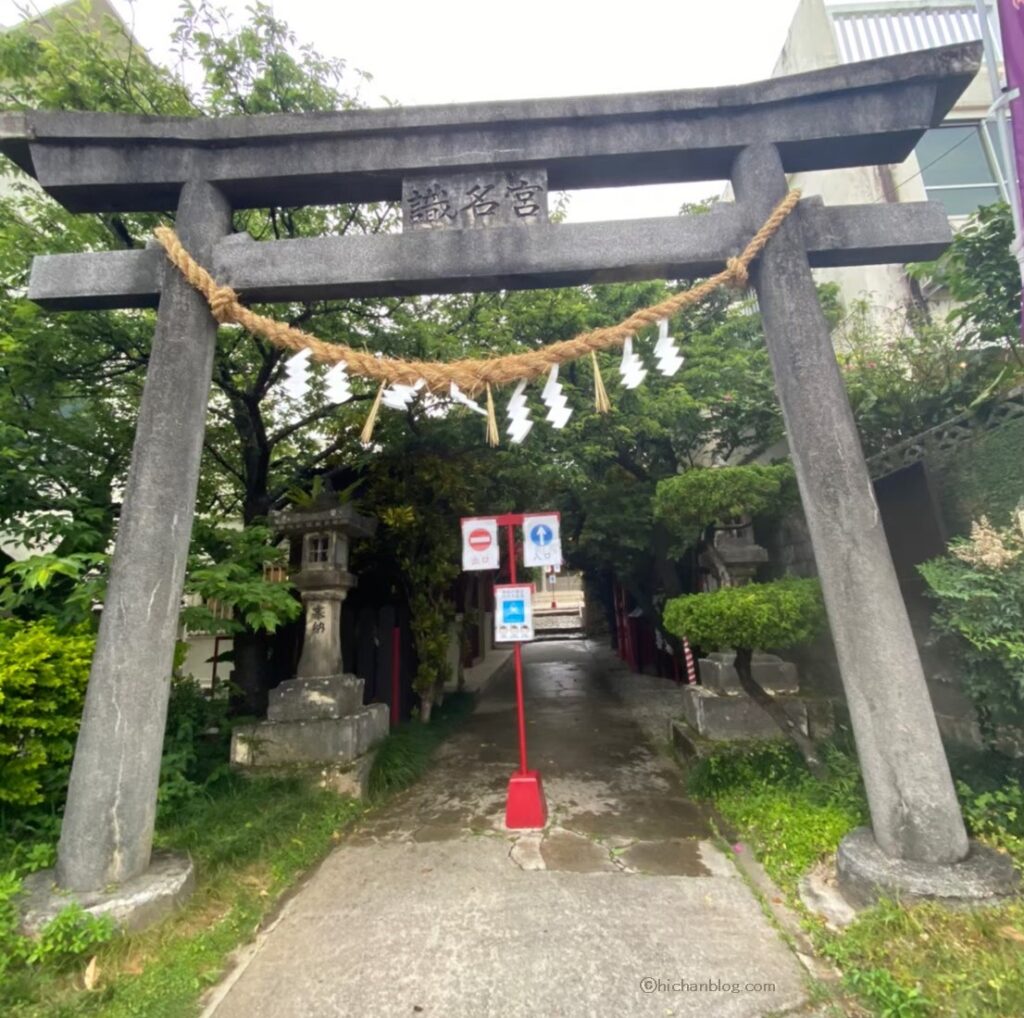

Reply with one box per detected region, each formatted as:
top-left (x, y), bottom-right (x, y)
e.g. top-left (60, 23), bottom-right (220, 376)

top-left (231, 699), bottom-right (389, 771)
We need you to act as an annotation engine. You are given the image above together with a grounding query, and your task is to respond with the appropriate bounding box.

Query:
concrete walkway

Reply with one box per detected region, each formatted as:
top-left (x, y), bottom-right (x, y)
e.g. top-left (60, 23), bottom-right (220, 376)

top-left (205, 641), bottom-right (812, 1017)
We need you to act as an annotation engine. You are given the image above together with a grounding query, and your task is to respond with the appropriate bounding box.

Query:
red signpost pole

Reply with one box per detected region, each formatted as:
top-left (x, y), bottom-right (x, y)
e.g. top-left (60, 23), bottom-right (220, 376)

top-left (505, 521), bottom-right (530, 775)
top-left (495, 512), bottom-right (547, 829)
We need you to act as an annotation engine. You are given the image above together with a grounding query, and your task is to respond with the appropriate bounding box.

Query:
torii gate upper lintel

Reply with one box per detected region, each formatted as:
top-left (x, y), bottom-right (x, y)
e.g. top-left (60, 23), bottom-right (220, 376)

top-left (5, 39), bottom-right (1017, 922)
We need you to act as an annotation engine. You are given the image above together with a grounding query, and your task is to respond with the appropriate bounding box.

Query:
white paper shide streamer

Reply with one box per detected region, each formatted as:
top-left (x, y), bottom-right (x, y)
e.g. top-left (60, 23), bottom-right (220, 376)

top-left (619, 336), bottom-right (647, 389)
top-left (282, 348), bottom-right (312, 399)
top-left (381, 378), bottom-right (425, 411)
top-left (505, 378), bottom-right (534, 443)
top-left (449, 382), bottom-right (487, 417)
top-left (541, 365), bottom-right (572, 429)
top-left (654, 319), bottom-right (684, 376)
top-left (324, 361), bottom-right (353, 403)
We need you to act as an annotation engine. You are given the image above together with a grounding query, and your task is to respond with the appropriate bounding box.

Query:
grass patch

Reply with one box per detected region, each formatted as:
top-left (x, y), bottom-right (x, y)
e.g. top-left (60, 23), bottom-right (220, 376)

top-left (2, 773), bottom-right (364, 1017)
top-left (825, 897), bottom-right (1024, 1017)
top-left (368, 690), bottom-right (476, 800)
top-left (685, 738), bottom-right (1024, 1017)
top-left (688, 739), bottom-right (867, 891)
top-left (1, 686), bottom-right (480, 1016)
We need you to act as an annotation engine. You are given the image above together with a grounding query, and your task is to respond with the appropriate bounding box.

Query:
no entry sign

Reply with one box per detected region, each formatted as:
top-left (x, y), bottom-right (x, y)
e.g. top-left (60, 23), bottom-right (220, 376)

top-left (461, 516), bottom-right (499, 571)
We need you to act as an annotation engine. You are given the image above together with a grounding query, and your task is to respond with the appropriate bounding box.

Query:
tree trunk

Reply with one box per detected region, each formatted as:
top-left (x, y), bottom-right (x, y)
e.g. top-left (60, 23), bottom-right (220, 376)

top-left (733, 647), bottom-right (828, 780)
top-left (231, 629), bottom-right (273, 717)
top-left (702, 540), bottom-right (733, 588)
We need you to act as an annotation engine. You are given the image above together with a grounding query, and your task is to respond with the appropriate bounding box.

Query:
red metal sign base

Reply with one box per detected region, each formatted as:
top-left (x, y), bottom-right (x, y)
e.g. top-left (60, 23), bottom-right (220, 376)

top-left (505, 770), bottom-right (547, 829)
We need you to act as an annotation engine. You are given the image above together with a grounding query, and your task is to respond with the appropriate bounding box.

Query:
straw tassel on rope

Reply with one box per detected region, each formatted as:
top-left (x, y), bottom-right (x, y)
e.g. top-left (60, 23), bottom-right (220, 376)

top-left (485, 384), bottom-right (500, 447)
top-left (360, 381), bottom-right (386, 446)
top-left (590, 351), bottom-right (611, 414)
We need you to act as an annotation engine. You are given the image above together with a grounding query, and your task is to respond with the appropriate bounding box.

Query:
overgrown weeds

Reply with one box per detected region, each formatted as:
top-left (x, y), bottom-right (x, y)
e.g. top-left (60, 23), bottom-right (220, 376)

top-left (368, 690), bottom-right (476, 799)
top-left (685, 737), bottom-right (1024, 1017)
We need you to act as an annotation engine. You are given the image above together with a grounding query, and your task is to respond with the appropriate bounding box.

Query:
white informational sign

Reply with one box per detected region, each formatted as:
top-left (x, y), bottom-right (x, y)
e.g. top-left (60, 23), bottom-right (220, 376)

top-left (494, 584), bottom-right (535, 643)
top-left (522, 513), bottom-right (562, 569)
top-left (461, 516), bottom-right (500, 571)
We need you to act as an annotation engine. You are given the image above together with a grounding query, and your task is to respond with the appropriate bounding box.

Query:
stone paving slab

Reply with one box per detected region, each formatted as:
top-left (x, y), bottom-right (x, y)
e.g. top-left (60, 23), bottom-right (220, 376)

top-left (207, 839), bottom-right (806, 1018)
top-left (204, 641), bottom-right (811, 1018)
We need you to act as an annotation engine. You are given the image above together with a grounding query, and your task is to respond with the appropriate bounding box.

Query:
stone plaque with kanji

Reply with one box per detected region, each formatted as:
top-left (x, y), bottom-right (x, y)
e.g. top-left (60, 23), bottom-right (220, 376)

top-left (402, 169), bottom-right (549, 230)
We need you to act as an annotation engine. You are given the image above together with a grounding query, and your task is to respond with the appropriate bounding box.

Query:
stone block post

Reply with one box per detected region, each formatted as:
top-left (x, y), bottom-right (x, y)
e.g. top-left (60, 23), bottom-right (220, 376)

top-left (55, 181), bottom-right (233, 892)
top-left (730, 144), bottom-right (969, 866)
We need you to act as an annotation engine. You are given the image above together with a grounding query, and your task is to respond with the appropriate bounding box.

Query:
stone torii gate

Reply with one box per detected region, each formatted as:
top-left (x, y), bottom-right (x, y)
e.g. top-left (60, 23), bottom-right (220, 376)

top-left (2, 39), bottom-right (1016, 924)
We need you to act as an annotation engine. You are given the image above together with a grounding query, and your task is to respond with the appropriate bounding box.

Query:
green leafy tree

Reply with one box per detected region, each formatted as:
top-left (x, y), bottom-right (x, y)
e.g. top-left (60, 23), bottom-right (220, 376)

top-left (181, 521), bottom-right (302, 713)
top-left (0, 2), bottom-right (401, 698)
top-left (909, 201), bottom-right (1024, 366)
top-left (356, 413), bottom-right (546, 720)
top-left (182, 522), bottom-right (300, 638)
top-left (654, 463), bottom-right (796, 553)
top-left (835, 298), bottom-right (1016, 455)
top-left (556, 289), bottom-right (785, 633)
top-left (664, 579), bottom-right (827, 776)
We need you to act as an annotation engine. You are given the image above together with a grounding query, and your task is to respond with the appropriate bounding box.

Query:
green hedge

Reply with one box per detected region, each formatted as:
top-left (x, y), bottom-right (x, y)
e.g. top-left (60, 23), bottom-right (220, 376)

top-left (653, 463), bottom-right (796, 542)
top-left (663, 577), bottom-right (825, 651)
top-left (0, 619), bottom-right (93, 807)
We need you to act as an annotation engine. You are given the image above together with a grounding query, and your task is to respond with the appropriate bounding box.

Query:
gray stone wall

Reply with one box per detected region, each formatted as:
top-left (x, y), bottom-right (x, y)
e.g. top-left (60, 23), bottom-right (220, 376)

top-left (763, 391), bottom-right (1024, 756)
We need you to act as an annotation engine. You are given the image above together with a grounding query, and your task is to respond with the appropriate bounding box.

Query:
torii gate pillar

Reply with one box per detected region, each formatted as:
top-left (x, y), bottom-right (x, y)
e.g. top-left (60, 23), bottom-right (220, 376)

top-left (733, 145), bottom-right (1014, 905)
top-left (57, 182), bottom-right (231, 901)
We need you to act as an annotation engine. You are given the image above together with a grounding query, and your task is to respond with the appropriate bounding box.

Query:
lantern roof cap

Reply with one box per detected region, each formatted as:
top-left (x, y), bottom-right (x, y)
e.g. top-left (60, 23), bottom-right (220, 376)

top-left (269, 501), bottom-right (376, 538)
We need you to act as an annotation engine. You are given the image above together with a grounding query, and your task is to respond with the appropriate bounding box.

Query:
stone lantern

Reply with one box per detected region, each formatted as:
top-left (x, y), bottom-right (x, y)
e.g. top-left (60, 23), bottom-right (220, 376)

top-left (693, 517), bottom-right (799, 699)
top-left (230, 501), bottom-right (389, 789)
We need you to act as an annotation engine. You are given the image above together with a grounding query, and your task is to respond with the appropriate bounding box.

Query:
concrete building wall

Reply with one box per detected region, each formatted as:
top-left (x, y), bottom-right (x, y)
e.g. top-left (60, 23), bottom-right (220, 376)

top-left (775, 0), bottom-right (922, 322)
top-left (774, 0), bottom-right (1005, 329)
top-left (179, 633), bottom-right (231, 691)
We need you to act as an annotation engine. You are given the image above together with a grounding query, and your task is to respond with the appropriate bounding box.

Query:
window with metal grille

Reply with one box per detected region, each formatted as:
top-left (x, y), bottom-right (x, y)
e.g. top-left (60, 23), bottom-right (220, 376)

top-left (914, 123), bottom-right (1005, 217)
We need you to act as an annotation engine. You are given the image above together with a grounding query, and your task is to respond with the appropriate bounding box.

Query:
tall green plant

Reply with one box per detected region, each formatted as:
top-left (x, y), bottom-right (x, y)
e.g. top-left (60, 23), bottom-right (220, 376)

top-left (377, 503), bottom-right (458, 722)
top-left (0, 620), bottom-right (94, 807)
top-left (919, 514), bottom-right (1024, 730)
top-left (909, 201), bottom-right (1023, 364)
top-left (182, 522), bottom-right (301, 637)
top-left (836, 298), bottom-right (1014, 455)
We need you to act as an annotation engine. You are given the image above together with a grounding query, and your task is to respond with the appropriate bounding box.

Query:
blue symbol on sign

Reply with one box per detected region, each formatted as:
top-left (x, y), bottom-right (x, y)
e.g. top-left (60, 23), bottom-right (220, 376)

top-left (502, 600), bottom-right (526, 624)
top-left (530, 524), bottom-right (554, 547)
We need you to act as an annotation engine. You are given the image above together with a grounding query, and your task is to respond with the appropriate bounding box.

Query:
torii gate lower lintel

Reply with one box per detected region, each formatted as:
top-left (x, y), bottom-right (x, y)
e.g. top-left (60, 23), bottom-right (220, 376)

top-left (5, 40), bottom-right (1017, 924)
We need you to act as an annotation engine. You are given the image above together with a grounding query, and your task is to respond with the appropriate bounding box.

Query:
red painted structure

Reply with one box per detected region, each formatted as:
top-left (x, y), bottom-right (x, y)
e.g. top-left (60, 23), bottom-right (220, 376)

top-left (496, 512), bottom-right (547, 830)
top-left (681, 636), bottom-right (698, 685)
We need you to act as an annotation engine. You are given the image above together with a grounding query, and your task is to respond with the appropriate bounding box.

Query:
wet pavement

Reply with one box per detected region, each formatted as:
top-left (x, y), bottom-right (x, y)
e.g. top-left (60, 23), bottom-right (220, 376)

top-left (205, 641), bottom-right (811, 1018)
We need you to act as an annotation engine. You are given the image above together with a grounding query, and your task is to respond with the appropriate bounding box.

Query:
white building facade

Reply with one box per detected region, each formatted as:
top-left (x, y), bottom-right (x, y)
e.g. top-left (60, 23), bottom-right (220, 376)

top-left (777, 0), bottom-right (1011, 323)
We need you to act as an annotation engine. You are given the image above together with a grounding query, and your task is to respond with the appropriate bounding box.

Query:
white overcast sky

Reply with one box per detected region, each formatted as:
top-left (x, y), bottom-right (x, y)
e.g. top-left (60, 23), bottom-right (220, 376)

top-left (0, 0), bottom-right (813, 220)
